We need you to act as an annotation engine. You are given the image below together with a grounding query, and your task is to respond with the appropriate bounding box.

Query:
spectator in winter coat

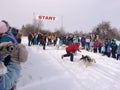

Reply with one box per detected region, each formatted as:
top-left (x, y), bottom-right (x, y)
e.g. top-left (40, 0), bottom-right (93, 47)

top-left (47, 34), bottom-right (52, 45)
top-left (0, 21), bottom-right (28, 90)
top-left (81, 36), bottom-right (86, 49)
top-left (66, 36), bottom-right (73, 46)
top-left (42, 33), bottom-right (47, 50)
top-left (17, 32), bottom-right (22, 44)
top-left (116, 44), bottom-right (120, 60)
top-left (107, 43), bottom-right (111, 57)
top-left (28, 32), bottom-right (33, 46)
top-left (85, 37), bottom-right (90, 51)
top-left (89, 40), bottom-right (94, 52)
top-left (33, 33), bottom-right (37, 45)
top-left (98, 39), bottom-right (103, 53)
top-left (56, 36), bottom-right (65, 49)
top-left (93, 40), bottom-right (98, 53)
top-left (101, 43), bottom-right (105, 55)
top-left (111, 39), bottom-right (117, 58)
top-left (61, 43), bottom-right (81, 62)
top-left (73, 36), bottom-right (79, 43)
top-left (104, 39), bottom-right (109, 55)
top-left (37, 32), bottom-right (42, 45)
top-left (52, 35), bottom-right (57, 46)
top-left (59, 37), bottom-right (64, 46)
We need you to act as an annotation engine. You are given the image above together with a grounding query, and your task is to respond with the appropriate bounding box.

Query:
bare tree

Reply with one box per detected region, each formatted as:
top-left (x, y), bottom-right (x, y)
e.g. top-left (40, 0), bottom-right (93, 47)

top-left (92, 21), bottom-right (120, 40)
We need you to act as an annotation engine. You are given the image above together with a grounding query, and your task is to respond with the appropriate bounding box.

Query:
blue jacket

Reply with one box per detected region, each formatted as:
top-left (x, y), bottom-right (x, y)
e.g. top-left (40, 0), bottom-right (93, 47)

top-left (59, 39), bottom-right (63, 45)
top-left (4, 61), bottom-right (21, 90)
top-left (81, 37), bottom-right (86, 45)
top-left (0, 61), bottom-right (21, 90)
top-left (0, 77), bottom-right (4, 90)
top-left (107, 45), bottom-right (111, 53)
top-left (101, 45), bottom-right (105, 52)
top-left (73, 38), bottom-right (79, 43)
top-left (116, 45), bottom-right (120, 54)
top-left (0, 32), bottom-right (17, 44)
top-left (90, 41), bottom-right (93, 47)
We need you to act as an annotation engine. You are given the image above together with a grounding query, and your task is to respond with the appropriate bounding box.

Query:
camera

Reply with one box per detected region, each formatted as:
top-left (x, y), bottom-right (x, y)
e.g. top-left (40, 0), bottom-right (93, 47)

top-left (7, 45), bottom-right (15, 52)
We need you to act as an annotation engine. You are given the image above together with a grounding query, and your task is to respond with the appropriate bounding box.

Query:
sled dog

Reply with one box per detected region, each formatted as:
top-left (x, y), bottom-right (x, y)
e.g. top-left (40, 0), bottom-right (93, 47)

top-left (80, 55), bottom-right (96, 67)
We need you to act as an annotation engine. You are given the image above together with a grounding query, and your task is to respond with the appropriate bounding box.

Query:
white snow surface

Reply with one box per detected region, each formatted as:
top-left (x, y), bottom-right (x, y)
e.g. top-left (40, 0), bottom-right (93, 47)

top-left (16, 37), bottom-right (120, 90)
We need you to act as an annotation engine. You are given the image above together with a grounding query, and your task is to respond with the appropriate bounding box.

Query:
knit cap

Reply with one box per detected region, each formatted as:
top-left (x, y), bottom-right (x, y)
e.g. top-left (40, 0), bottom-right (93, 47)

top-left (0, 21), bottom-right (8, 34)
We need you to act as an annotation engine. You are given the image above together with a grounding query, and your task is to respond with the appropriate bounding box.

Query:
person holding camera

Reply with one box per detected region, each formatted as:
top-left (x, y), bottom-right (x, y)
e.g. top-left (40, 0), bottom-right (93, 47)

top-left (0, 21), bottom-right (28, 90)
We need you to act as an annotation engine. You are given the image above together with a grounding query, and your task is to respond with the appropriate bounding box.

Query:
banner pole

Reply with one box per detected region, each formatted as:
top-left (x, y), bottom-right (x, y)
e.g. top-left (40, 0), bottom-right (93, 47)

top-left (33, 12), bottom-right (36, 33)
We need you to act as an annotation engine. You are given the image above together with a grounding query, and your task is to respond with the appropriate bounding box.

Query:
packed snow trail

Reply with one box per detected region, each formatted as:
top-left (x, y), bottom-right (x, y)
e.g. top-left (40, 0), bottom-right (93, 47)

top-left (16, 44), bottom-right (120, 90)
top-left (17, 46), bottom-right (85, 90)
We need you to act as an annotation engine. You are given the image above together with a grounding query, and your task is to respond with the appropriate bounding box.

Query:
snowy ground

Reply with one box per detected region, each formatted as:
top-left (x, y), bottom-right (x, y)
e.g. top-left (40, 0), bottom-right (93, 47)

top-left (16, 37), bottom-right (120, 90)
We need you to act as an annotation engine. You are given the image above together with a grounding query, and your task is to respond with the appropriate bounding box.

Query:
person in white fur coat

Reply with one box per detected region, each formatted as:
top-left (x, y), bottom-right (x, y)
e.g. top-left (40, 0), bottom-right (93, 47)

top-left (0, 42), bottom-right (28, 90)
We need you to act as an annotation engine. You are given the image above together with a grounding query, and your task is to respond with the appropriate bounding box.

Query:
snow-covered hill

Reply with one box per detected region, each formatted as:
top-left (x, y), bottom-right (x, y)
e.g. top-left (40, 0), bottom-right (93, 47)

top-left (16, 37), bottom-right (120, 90)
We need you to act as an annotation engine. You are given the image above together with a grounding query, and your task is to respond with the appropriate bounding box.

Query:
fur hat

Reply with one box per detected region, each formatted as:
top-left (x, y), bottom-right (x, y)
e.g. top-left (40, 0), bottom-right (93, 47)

top-left (11, 44), bottom-right (28, 63)
top-left (0, 21), bottom-right (8, 34)
top-left (0, 42), bottom-right (28, 63)
top-left (17, 44), bottom-right (28, 62)
top-left (0, 42), bottom-right (15, 57)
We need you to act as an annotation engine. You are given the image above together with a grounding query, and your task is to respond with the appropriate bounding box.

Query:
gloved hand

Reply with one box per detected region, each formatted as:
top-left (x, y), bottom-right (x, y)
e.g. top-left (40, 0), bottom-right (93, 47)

top-left (0, 42), bottom-right (16, 58)
top-left (11, 44), bottom-right (28, 63)
top-left (0, 62), bottom-right (7, 76)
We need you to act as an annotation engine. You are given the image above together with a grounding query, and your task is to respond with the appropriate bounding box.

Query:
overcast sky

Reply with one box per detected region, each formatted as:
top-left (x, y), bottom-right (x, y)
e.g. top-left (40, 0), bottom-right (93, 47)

top-left (0, 0), bottom-right (120, 32)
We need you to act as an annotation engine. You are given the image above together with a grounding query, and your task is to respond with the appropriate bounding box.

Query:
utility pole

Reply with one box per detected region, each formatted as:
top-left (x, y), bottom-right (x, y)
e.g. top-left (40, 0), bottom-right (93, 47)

top-left (61, 16), bottom-right (63, 30)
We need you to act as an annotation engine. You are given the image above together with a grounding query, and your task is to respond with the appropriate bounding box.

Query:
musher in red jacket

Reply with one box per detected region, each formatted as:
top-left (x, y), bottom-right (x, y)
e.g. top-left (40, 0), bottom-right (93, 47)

top-left (61, 43), bottom-right (81, 62)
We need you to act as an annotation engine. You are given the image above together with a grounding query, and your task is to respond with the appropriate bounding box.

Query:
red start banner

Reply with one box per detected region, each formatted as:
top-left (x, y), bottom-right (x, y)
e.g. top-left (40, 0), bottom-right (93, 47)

top-left (38, 16), bottom-right (56, 21)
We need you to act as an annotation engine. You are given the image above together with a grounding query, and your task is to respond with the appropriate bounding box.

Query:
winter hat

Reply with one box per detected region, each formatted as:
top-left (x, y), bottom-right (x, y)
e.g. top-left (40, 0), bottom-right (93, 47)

top-left (1, 20), bottom-right (9, 29)
top-left (0, 21), bottom-right (8, 34)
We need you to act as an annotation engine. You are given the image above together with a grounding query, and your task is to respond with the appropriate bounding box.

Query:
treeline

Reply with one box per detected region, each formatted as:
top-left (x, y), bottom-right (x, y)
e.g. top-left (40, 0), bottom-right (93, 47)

top-left (20, 21), bottom-right (120, 40)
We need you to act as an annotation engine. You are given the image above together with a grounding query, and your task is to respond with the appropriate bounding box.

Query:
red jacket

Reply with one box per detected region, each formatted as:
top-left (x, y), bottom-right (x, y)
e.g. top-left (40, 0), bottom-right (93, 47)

top-left (66, 43), bottom-right (80, 53)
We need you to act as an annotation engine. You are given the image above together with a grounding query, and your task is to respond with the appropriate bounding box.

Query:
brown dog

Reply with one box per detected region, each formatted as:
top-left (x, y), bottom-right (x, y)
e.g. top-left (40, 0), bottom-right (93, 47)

top-left (80, 55), bottom-right (96, 67)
